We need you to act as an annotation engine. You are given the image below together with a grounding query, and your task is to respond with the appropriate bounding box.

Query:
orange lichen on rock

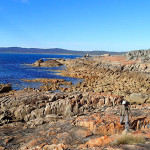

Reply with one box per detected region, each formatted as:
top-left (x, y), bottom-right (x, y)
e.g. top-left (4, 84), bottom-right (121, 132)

top-left (78, 135), bottom-right (113, 149)
top-left (75, 113), bottom-right (124, 136)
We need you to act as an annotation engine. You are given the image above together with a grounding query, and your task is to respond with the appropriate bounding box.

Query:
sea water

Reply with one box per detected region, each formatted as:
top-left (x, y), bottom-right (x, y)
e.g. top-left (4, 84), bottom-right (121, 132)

top-left (0, 53), bottom-right (82, 90)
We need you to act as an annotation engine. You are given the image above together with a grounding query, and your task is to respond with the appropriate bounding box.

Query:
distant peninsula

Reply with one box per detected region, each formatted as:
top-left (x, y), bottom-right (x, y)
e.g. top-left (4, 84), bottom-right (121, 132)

top-left (0, 47), bottom-right (125, 55)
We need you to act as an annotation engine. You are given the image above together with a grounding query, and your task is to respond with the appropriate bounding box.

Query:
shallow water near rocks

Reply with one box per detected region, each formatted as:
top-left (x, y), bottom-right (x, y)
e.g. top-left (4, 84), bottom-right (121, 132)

top-left (0, 53), bottom-right (82, 90)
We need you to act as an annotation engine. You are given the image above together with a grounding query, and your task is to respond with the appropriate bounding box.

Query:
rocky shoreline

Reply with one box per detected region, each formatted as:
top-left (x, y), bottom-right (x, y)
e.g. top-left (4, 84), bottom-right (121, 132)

top-left (0, 52), bottom-right (150, 150)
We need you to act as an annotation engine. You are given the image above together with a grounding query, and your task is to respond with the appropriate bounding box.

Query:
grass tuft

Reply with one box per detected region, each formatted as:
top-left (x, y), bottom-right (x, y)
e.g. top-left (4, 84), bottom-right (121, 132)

top-left (112, 134), bottom-right (146, 146)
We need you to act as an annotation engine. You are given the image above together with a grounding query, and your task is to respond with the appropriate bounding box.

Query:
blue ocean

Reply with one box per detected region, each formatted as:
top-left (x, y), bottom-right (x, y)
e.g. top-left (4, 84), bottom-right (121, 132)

top-left (0, 53), bottom-right (82, 90)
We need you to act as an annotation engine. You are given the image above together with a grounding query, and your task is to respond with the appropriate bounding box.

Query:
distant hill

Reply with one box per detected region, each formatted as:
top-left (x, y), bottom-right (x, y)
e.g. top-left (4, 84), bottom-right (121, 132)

top-left (0, 47), bottom-right (126, 55)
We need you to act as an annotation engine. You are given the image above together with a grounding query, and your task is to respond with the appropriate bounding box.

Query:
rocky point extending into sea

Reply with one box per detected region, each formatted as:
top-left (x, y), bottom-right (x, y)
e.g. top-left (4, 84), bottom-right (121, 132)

top-left (0, 50), bottom-right (150, 150)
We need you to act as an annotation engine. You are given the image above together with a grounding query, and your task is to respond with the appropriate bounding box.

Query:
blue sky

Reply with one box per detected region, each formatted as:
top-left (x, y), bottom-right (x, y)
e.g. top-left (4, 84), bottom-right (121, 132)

top-left (0, 0), bottom-right (150, 51)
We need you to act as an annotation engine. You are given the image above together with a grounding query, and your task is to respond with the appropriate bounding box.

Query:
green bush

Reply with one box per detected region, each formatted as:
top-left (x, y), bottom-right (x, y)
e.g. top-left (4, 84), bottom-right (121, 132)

top-left (112, 134), bottom-right (146, 146)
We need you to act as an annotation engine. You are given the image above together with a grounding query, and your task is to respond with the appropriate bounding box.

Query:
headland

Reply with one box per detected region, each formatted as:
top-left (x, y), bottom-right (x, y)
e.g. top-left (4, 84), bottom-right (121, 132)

top-left (0, 50), bottom-right (150, 150)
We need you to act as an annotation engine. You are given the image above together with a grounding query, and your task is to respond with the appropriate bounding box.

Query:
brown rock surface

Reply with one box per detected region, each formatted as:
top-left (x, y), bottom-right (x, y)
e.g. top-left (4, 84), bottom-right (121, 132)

top-left (57, 56), bottom-right (150, 104)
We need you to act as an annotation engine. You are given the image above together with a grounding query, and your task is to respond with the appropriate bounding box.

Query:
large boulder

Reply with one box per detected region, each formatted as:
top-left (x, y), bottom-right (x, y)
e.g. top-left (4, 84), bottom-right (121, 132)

top-left (0, 84), bottom-right (11, 93)
top-left (129, 93), bottom-right (150, 104)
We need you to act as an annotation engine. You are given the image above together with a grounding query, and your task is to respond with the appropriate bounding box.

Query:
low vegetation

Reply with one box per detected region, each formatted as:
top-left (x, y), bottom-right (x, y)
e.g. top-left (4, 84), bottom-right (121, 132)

top-left (112, 134), bottom-right (146, 146)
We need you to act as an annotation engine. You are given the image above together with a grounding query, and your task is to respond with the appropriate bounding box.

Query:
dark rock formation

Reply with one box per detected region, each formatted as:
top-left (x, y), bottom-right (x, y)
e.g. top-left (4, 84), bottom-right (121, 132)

top-left (0, 84), bottom-right (11, 93)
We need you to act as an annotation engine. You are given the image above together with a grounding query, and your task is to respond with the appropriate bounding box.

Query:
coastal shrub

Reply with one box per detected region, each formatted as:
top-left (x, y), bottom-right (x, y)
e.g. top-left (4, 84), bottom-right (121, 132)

top-left (112, 134), bottom-right (146, 146)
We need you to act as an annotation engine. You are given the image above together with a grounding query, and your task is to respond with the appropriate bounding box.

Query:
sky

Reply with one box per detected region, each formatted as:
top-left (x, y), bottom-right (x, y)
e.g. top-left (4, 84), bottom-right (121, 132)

top-left (0, 0), bottom-right (150, 51)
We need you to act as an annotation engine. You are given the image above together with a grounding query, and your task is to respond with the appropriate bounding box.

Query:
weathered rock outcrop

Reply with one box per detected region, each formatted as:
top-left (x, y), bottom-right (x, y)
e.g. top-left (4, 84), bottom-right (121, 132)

top-left (0, 89), bottom-right (149, 149)
top-left (126, 49), bottom-right (150, 61)
top-left (0, 90), bottom-right (122, 125)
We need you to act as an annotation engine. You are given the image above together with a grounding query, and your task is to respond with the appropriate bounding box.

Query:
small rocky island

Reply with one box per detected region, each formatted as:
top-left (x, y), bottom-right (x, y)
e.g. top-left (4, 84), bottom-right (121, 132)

top-left (0, 50), bottom-right (150, 150)
top-left (32, 59), bottom-right (63, 67)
